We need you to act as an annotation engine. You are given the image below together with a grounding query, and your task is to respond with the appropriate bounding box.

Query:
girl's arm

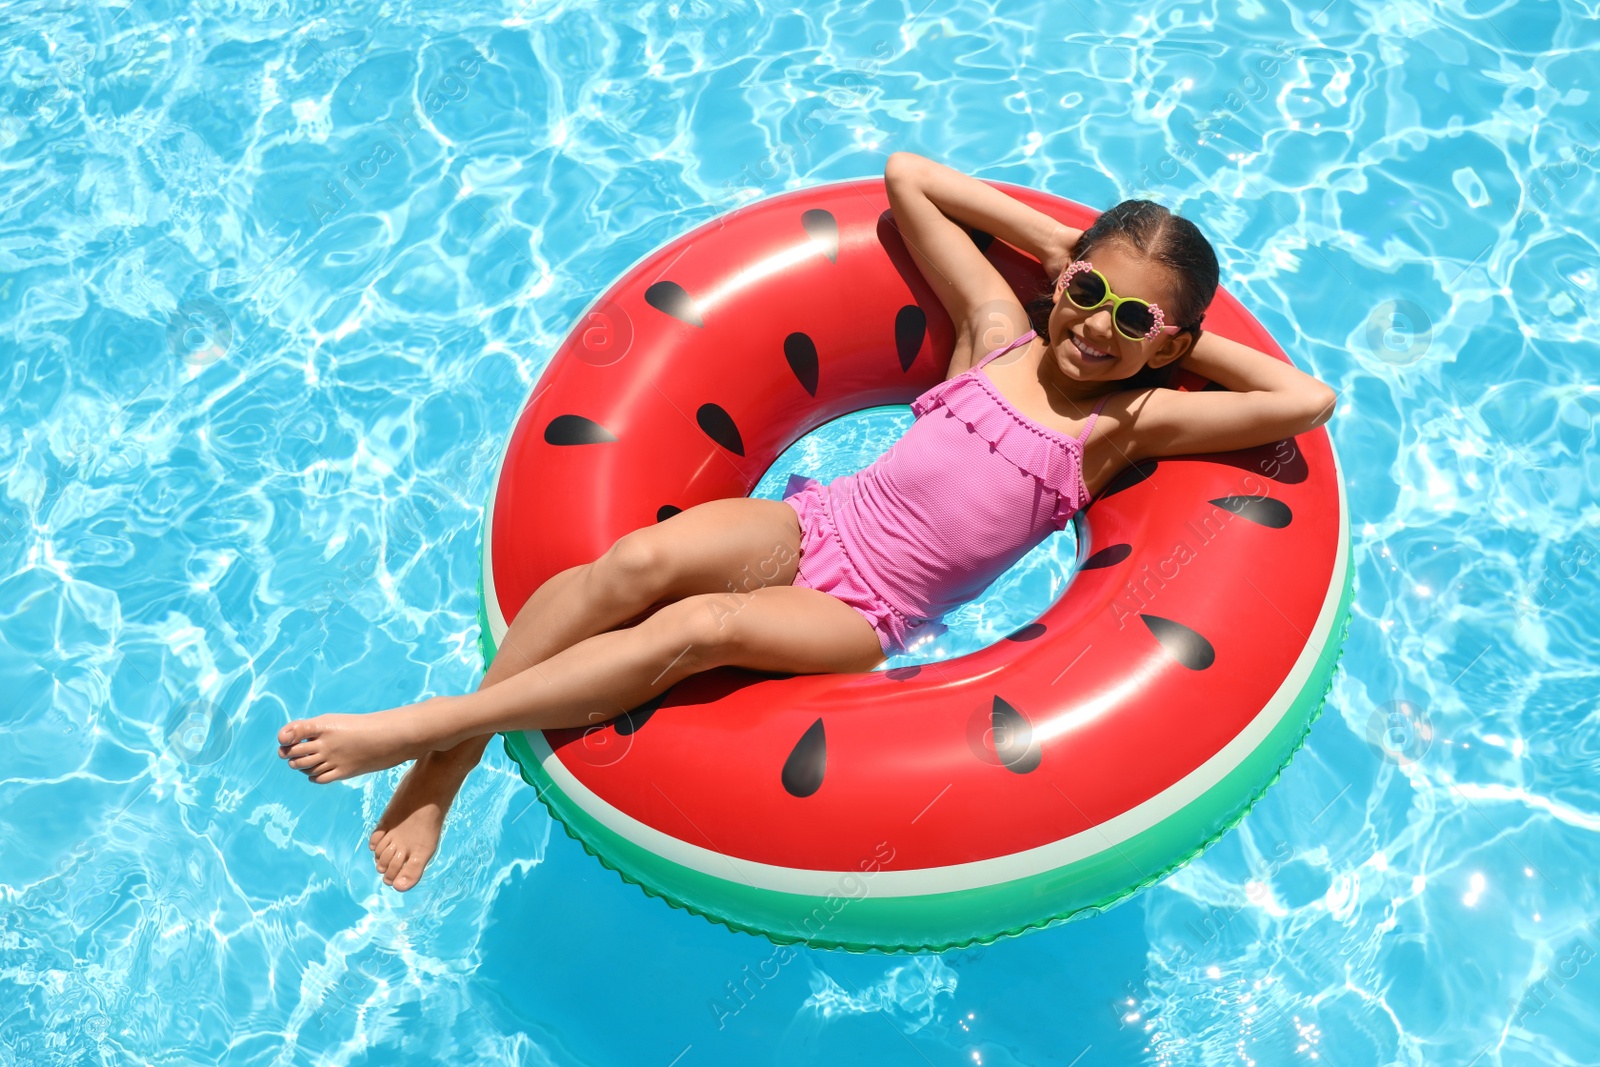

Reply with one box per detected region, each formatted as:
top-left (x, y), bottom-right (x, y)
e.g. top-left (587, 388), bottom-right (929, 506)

top-left (1123, 335), bottom-right (1338, 460)
top-left (1180, 330), bottom-right (1332, 397)
top-left (892, 153), bottom-right (1083, 277)
top-left (884, 152), bottom-right (1080, 377)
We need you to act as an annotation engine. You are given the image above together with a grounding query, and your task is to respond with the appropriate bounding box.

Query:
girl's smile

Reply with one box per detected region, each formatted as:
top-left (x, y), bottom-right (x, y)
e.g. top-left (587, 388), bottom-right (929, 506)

top-left (1067, 331), bottom-right (1117, 363)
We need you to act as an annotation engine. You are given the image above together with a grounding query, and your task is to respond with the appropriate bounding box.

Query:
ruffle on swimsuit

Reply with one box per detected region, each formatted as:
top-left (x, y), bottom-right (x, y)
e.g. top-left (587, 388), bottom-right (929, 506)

top-left (909, 367), bottom-right (1098, 532)
top-left (784, 474), bottom-right (948, 656)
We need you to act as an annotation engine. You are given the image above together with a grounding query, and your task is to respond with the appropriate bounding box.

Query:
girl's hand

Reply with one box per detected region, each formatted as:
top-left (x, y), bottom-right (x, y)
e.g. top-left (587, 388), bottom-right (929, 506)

top-left (1040, 224), bottom-right (1080, 287)
top-left (887, 153), bottom-right (1082, 287)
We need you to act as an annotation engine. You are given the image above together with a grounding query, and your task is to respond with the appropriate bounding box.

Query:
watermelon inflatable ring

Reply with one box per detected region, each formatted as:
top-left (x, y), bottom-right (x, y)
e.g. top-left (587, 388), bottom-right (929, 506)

top-left (477, 178), bottom-right (1352, 953)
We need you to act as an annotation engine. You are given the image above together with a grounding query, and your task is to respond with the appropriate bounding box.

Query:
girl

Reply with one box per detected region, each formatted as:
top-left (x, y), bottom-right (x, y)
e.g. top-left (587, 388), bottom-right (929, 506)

top-left (277, 152), bottom-right (1338, 892)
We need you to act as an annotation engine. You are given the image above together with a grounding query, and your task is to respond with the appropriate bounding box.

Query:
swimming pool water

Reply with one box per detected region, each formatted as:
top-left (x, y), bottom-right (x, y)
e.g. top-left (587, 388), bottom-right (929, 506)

top-left (3, 1), bottom-right (1599, 1064)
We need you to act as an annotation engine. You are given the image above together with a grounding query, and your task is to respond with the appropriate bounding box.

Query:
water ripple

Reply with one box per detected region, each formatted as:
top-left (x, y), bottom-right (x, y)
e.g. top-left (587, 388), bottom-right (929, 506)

top-left (2, 1), bottom-right (1598, 1064)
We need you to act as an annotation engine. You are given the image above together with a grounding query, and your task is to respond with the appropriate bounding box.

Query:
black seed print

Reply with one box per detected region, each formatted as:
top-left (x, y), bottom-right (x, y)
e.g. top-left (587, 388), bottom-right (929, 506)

top-left (991, 697), bottom-right (1041, 774)
top-left (895, 305), bottom-right (926, 372)
top-left (968, 227), bottom-right (995, 253)
top-left (1141, 615), bottom-right (1216, 670)
top-left (644, 280), bottom-right (704, 327)
top-left (656, 504), bottom-right (682, 522)
top-left (613, 708), bottom-right (651, 735)
top-left (885, 665), bottom-right (922, 681)
top-left (782, 718), bottom-right (827, 797)
top-left (1209, 495), bottom-right (1292, 529)
top-left (615, 691), bottom-right (669, 735)
top-left (545, 414), bottom-right (617, 445)
top-left (801, 209), bottom-right (839, 263)
top-left (1211, 440), bottom-right (1309, 484)
top-left (696, 403), bottom-right (744, 456)
top-left (1260, 441), bottom-right (1307, 483)
top-left (785, 332), bottom-right (820, 396)
top-left (1202, 380), bottom-right (1228, 391)
top-left (1080, 544), bottom-right (1133, 570)
top-left (1006, 623), bottom-right (1047, 642)
top-left (1099, 460), bottom-right (1159, 499)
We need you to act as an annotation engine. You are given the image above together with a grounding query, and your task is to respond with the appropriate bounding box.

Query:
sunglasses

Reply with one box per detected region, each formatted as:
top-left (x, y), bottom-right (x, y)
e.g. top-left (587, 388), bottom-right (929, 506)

top-left (1057, 260), bottom-right (1180, 343)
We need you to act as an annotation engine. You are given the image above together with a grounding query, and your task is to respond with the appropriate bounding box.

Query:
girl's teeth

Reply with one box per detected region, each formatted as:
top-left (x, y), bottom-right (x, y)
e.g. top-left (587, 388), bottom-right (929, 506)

top-left (1075, 336), bottom-right (1110, 360)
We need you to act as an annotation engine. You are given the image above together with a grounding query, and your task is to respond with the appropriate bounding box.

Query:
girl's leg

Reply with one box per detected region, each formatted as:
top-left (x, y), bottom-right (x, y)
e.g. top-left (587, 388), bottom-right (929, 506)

top-left (354, 496), bottom-right (807, 889)
top-left (362, 564), bottom-right (604, 888)
top-left (280, 582), bottom-right (886, 783)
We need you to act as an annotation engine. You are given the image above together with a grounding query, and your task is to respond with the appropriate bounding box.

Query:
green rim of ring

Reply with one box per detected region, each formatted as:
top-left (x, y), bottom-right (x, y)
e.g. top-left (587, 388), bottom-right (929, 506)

top-left (474, 503), bottom-right (1355, 953)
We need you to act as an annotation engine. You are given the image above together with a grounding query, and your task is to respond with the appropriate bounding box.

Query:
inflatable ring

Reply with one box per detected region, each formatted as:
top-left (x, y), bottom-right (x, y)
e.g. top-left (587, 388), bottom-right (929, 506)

top-left (478, 178), bottom-right (1352, 953)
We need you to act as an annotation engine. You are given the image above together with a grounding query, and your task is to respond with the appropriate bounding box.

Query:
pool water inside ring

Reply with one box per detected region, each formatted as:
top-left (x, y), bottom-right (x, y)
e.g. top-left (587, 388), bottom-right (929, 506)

top-left (4, 1), bottom-right (1600, 1064)
top-left (752, 405), bottom-right (1081, 668)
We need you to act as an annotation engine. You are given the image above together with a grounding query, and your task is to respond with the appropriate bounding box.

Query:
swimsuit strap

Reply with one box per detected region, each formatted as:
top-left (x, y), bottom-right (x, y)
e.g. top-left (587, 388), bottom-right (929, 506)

top-left (1076, 393), bottom-right (1113, 446)
top-left (973, 329), bottom-right (1038, 371)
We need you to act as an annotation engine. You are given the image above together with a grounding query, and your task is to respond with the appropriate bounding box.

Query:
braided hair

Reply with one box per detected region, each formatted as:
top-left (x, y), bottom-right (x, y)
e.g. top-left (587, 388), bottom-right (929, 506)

top-left (1023, 199), bottom-right (1220, 391)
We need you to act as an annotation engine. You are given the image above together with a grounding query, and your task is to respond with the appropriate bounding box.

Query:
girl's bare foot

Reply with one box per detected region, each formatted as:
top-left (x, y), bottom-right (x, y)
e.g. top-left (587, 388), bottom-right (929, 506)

top-left (276, 701), bottom-right (444, 783)
top-left (367, 748), bottom-right (479, 890)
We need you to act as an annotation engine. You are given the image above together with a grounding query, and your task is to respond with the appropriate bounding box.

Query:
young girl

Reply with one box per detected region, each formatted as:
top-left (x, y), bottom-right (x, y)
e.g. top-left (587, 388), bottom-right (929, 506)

top-left (278, 152), bottom-right (1337, 892)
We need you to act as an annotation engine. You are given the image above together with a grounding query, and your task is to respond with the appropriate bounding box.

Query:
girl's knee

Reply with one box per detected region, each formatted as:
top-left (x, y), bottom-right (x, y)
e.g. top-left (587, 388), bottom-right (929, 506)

top-left (642, 594), bottom-right (741, 662)
top-left (594, 530), bottom-right (674, 602)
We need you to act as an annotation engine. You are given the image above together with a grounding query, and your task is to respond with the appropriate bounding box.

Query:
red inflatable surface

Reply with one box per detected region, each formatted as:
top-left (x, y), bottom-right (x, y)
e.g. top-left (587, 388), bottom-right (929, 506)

top-left (483, 178), bottom-right (1344, 878)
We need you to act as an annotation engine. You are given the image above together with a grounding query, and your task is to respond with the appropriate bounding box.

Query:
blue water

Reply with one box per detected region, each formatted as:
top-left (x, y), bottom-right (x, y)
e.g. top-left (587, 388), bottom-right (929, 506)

top-left (3, 1), bottom-right (1598, 1064)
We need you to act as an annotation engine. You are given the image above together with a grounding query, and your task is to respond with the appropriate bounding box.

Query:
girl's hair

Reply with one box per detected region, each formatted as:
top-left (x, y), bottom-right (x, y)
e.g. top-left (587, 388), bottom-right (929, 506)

top-left (1023, 199), bottom-right (1220, 392)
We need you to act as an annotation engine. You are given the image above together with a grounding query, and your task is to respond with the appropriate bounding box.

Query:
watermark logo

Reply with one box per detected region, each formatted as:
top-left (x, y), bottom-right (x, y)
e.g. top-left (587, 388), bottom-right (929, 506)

top-left (1506, 925), bottom-right (1600, 1028)
top-left (1365, 698), bottom-right (1432, 767)
top-left (164, 699), bottom-right (232, 765)
top-left (969, 298), bottom-right (1037, 355)
top-left (1364, 299), bottom-right (1432, 366)
top-left (707, 840), bottom-right (896, 1030)
top-left (1127, 42), bottom-right (1300, 201)
top-left (572, 305), bottom-right (635, 367)
top-left (1514, 533), bottom-right (1598, 618)
top-left (167, 297), bottom-right (233, 367)
top-left (565, 717), bottom-right (636, 769)
top-left (306, 46), bottom-right (495, 227)
top-left (716, 38), bottom-right (893, 199)
top-left (964, 697), bottom-right (1041, 772)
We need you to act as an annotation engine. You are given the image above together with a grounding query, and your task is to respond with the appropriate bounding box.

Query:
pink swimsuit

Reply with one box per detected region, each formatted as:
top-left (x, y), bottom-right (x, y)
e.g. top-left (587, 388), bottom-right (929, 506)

top-left (783, 329), bottom-right (1112, 656)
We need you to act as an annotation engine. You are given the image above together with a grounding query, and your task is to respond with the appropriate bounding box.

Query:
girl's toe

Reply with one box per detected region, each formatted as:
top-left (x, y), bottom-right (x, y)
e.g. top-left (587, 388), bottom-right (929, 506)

top-left (277, 720), bottom-right (312, 746)
top-left (394, 857), bottom-right (426, 891)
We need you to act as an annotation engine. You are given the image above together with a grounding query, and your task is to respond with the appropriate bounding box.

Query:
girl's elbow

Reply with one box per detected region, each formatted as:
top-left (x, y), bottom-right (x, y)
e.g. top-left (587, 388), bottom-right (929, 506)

top-left (1302, 387), bottom-right (1337, 429)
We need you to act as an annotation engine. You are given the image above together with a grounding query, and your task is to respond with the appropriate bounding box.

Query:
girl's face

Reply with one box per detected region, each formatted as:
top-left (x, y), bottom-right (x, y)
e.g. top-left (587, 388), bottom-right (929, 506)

top-left (1047, 241), bottom-right (1194, 381)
